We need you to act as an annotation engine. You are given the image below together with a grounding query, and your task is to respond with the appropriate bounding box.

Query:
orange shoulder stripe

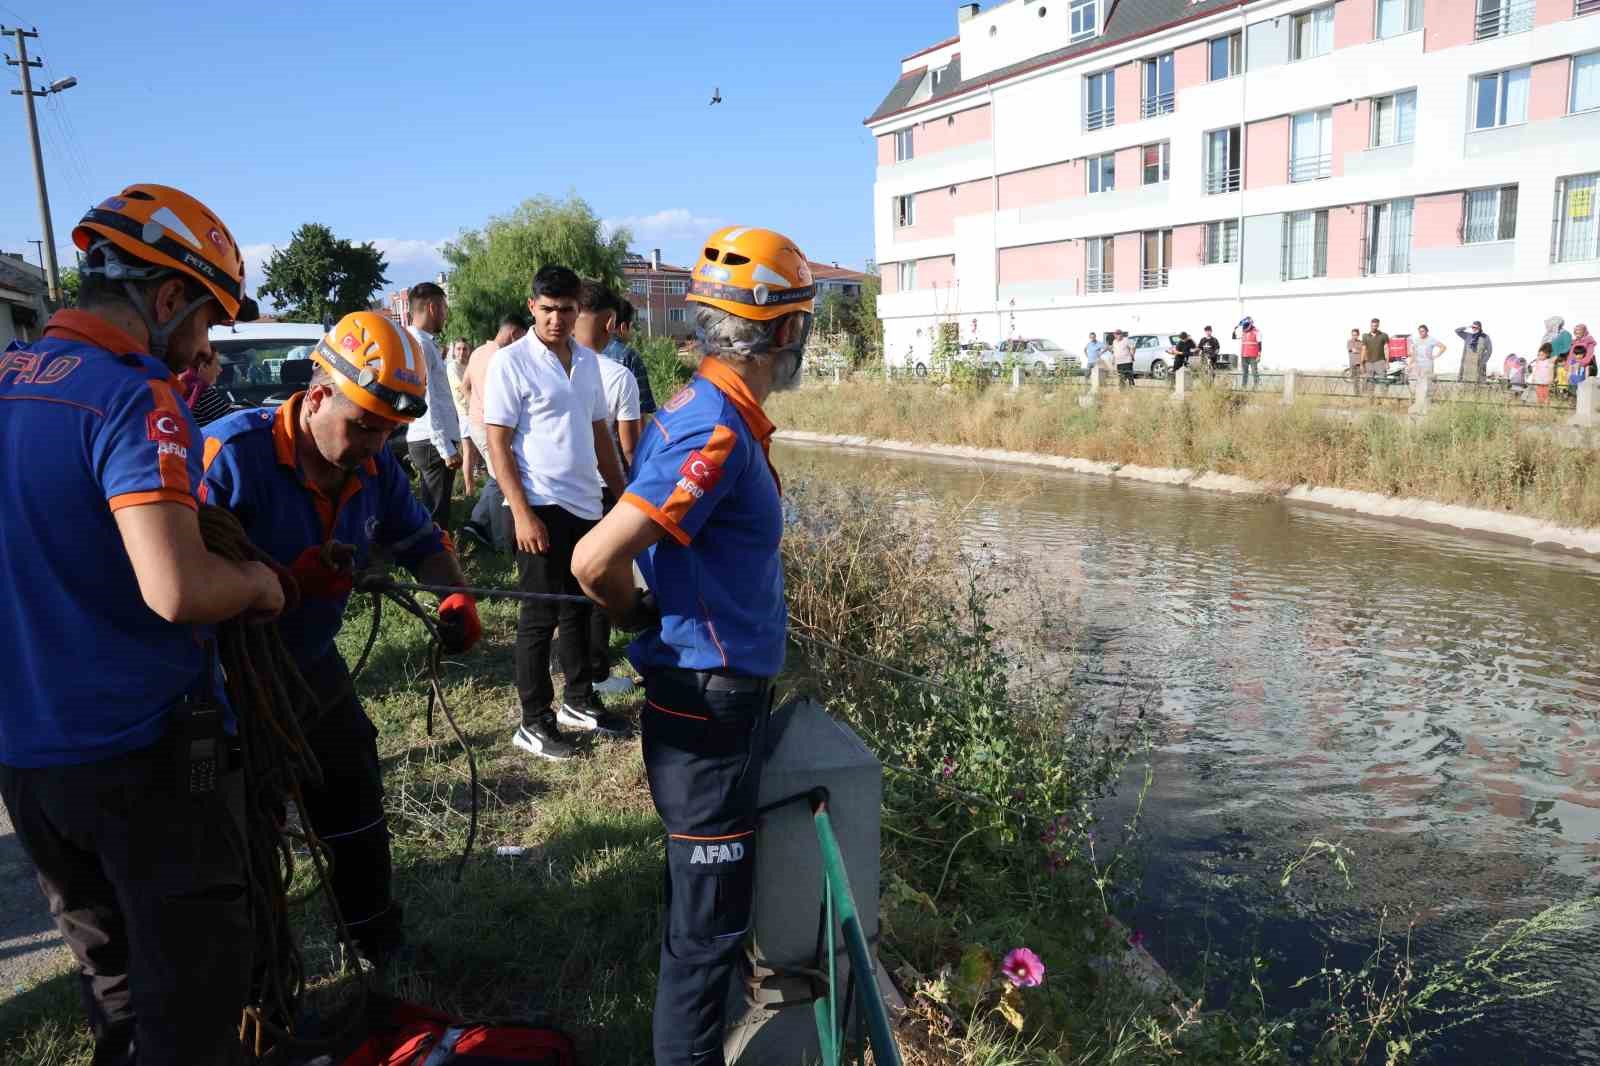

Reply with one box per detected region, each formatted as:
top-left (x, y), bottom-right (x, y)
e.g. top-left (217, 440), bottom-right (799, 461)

top-left (621, 491), bottom-right (691, 547)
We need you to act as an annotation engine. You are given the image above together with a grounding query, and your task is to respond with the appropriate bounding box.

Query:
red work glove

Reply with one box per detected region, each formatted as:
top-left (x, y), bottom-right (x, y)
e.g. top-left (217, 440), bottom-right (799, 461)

top-left (437, 593), bottom-right (481, 654)
top-left (288, 545), bottom-right (354, 601)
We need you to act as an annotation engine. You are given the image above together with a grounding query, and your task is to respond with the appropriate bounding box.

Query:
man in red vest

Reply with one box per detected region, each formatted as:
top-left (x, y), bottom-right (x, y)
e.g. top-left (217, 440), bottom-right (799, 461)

top-left (1233, 316), bottom-right (1263, 388)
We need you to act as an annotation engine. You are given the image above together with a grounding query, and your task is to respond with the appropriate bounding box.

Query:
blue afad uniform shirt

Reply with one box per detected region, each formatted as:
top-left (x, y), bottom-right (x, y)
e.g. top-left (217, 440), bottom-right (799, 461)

top-left (200, 393), bottom-right (445, 665)
top-left (0, 312), bottom-right (219, 768)
top-left (622, 357), bottom-right (785, 678)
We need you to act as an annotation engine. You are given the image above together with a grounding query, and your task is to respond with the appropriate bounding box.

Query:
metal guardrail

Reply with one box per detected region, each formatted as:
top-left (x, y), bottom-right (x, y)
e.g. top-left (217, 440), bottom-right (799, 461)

top-left (1140, 267), bottom-right (1170, 290)
top-left (1579, 0), bottom-right (1600, 15)
top-left (1289, 154), bottom-right (1332, 182)
top-left (1140, 91), bottom-right (1174, 118)
top-left (1475, 0), bottom-right (1534, 37)
top-left (1204, 168), bottom-right (1241, 194)
top-left (1084, 105), bottom-right (1115, 131)
top-left (1084, 271), bottom-right (1115, 294)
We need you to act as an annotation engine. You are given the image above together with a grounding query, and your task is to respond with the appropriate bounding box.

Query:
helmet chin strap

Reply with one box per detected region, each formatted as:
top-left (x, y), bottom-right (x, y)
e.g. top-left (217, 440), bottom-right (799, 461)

top-left (82, 240), bottom-right (212, 367)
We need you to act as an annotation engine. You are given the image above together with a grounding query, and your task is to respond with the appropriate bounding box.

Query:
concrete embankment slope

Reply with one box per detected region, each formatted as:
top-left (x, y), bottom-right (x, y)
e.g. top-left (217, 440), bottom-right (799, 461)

top-left (778, 430), bottom-right (1600, 559)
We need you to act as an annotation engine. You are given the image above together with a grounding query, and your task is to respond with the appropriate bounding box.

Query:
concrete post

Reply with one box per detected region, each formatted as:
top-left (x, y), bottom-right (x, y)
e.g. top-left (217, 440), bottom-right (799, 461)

top-left (833, 366), bottom-right (841, 386)
top-left (1282, 369), bottom-right (1296, 406)
top-left (1011, 365), bottom-right (1023, 391)
top-left (724, 699), bottom-right (884, 1064)
top-left (1079, 366), bottom-right (1102, 408)
top-left (1169, 366), bottom-right (1188, 404)
top-left (1571, 377), bottom-right (1597, 428)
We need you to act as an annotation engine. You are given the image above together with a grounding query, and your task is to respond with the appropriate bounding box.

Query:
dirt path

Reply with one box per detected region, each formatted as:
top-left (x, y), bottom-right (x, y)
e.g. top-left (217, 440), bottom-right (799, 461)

top-left (0, 805), bottom-right (69, 999)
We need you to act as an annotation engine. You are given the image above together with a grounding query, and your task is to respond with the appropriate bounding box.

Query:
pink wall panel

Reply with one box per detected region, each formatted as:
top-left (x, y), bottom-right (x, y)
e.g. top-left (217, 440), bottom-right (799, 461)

top-left (998, 161), bottom-right (1080, 208)
top-left (918, 255), bottom-right (956, 290)
top-left (881, 264), bottom-right (898, 294)
top-left (900, 179), bottom-right (990, 241)
top-left (1423, 0), bottom-right (1473, 51)
top-left (952, 179), bottom-right (992, 217)
top-left (1114, 146), bottom-right (1141, 189)
top-left (1413, 193), bottom-right (1463, 249)
top-left (1529, 59), bottom-right (1570, 122)
top-left (1335, 0), bottom-right (1376, 49)
top-left (998, 241), bottom-right (1075, 284)
top-left (1113, 233), bottom-right (1140, 293)
top-left (1113, 63), bottom-right (1138, 125)
top-left (1326, 205), bottom-right (1365, 279)
top-left (1331, 102), bottom-right (1367, 177)
top-left (1536, 0), bottom-right (1572, 25)
top-left (1171, 224), bottom-right (1204, 270)
top-left (1245, 116), bottom-right (1288, 190)
top-left (876, 135), bottom-right (895, 167)
top-left (918, 104), bottom-right (993, 154)
top-left (1175, 43), bottom-right (1207, 92)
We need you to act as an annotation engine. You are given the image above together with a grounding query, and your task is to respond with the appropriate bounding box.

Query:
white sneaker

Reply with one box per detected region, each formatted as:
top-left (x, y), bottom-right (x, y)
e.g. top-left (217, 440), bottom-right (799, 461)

top-left (512, 720), bottom-right (578, 761)
top-left (593, 675), bottom-right (636, 696)
top-left (557, 698), bottom-right (632, 738)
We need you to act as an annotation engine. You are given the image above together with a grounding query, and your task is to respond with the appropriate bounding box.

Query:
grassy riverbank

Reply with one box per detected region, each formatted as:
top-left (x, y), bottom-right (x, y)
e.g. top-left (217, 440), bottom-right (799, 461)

top-left (2, 478), bottom-right (1590, 1065)
top-left (768, 380), bottom-right (1600, 529)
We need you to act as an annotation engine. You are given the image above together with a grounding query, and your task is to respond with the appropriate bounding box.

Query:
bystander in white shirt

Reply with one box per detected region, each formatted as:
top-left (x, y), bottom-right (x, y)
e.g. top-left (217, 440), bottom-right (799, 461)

top-left (595, 355), bottom-right (640, 486)
top-left (482, 333), bottom-right (609, 520)
top-left (404, 325), bottom-right (461, 460)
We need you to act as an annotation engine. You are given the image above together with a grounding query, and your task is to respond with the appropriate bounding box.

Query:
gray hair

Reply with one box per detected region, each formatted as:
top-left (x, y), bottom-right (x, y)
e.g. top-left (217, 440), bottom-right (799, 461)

top-left (693, 304), bottom-right (781, 366)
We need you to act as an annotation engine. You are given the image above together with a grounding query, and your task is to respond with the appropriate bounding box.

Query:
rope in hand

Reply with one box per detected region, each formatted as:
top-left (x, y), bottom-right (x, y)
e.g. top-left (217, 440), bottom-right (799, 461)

top-left (197, 506), bottom-right (372, 1062)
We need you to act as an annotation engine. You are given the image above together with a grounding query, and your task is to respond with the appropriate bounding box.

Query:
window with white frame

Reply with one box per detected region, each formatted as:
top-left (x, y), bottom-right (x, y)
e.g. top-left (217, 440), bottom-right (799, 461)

top-left (1554, 173), bottom-right (1600, 262)
top-left (1289, 108), bottom-right (1333, 182)
top-left (1088, 152), bottom-right (1116, 194)
top-left (894, 127), bottom-right (915, 162)
top-left (1371, 90), bottom-right (1417, 146)
top-left (629, 280), bottom-right (647, 295)
top-left (1462, 185), bottom-right (1518, 243)
top-left (1142, 142), bottom-right (1170, 185)
top-left (1142, 52), bottom-right (1175, 117)
top-left (1281, 210), bottom-right (1329, 280)
top-left (1141, 229), bottom-right (1172, 289)
top-left (667, 308), bottom-right (688, 324)
top-left (1070, 0), bottom-right (1099, 42)
top-left (1473, 67), bottom-right (1530, 129)
top-left (1204, 220), bottom-right (1240, 264)
top-left (1365, 198), bottom-right (1414, 275)
top-left (1475, 0), bottom-right (1535, 40)
top-left (665, 279), bottom-right (688, 295)
top-left (1572, 53), bottom-right (1600, 113)
top-left (1291, 6), bottom-right (1334, 60)
top-left (897, 260), bottom-right (918, 290)
top-left (894, 194), bottom-right (916, 228)
top-left (1204, 126), bottom-right (1242, 194)
top-left (1085, 236), bottom-right (1115, 292)
top-left (1208, 32), bottom-right (1242, 81)
top-left (1085, 70), bottom-right (1115, 130)
top-left (1375, 0), bottom-right (1423, 37)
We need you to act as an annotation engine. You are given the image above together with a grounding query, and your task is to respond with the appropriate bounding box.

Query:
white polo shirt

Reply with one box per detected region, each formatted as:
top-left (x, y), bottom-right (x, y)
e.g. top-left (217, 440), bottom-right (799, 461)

top-left (403, 325), bottom-right (461, 460)
top-left (483, 333), bottom-right (609, 520)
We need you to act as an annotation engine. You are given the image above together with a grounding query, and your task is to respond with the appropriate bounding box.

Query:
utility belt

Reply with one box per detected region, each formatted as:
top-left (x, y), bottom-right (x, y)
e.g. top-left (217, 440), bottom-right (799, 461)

top-left (648, 666), bottom-right (774, 701)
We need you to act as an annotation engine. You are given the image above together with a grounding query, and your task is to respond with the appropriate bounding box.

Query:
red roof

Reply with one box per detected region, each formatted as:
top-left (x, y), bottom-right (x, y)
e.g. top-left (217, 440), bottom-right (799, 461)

top-left (808, 261), bottom-right (869, 283)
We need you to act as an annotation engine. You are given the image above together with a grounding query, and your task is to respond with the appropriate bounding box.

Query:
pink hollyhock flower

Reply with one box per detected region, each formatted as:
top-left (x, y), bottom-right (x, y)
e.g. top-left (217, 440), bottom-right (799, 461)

top-left (1001, 947), bottom-right (1045, 988)
top-left (940, 756), bottom-right (956, 779)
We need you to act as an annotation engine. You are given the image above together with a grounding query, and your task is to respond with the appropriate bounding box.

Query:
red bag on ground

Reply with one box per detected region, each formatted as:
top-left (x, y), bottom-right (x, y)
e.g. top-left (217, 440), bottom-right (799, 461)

top-left (338, 999), bottom-right (576, 1065)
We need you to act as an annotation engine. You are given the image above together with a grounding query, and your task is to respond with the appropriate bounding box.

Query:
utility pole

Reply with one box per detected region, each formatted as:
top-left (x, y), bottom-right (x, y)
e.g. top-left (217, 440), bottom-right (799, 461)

top-left (27, 239), bottom-right (43, 273)
top-left (4, 26), bottom-right (65, 307)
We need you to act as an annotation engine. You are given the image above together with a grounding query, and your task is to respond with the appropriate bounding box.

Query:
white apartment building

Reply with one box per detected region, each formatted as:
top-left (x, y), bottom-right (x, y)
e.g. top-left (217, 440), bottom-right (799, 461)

top-left (868, 0), bottom-right (1600, 372)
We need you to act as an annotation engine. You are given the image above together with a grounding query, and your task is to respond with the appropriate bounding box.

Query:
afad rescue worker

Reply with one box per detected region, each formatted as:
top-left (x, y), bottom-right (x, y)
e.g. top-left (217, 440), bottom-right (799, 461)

top-left (0, 184), bottom-right (284, 1064)
top-left (200, 309), bottom-right (480, 965)
top-left (573, 226), bottom-right (813, 1066)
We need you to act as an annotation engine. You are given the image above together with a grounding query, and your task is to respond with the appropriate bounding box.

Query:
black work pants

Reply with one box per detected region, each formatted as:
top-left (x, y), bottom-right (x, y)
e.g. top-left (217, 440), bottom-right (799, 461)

top-left (641, 671), bottom-right (771, 1066)
top-left (0, 739), bottom-right (252, 1066)
top-left (406, 439), bottom-right (454, 532)
top-left (514, 504), bottom-right (598, 722)
top-left (296, 652), bottom-right (401, 959)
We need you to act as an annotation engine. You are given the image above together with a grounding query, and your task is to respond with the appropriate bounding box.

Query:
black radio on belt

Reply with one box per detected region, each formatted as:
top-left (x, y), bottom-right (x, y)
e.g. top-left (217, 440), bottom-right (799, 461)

top-left (174, 644), bottom-right (226, 796)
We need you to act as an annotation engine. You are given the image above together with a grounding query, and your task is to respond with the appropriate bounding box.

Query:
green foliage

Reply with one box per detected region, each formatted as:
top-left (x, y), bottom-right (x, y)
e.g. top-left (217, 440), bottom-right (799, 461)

top-left (441, 194), bottom-right (629, 345)
top-left (257, 223), bottom-right (389, 324)
top-left (634, 333), bottom-right (692, 406)
top-left (59, 268), bottom-right (80, 308)
top-left (813, 275), bottom-right (882, 368)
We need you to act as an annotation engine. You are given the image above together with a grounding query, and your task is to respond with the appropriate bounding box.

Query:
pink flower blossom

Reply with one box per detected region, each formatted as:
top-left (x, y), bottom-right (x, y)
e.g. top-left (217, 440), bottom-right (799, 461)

top-left (940, 756), bottom-right (956, 779)
top-left (1001, 947), bottom-right (1045, 988)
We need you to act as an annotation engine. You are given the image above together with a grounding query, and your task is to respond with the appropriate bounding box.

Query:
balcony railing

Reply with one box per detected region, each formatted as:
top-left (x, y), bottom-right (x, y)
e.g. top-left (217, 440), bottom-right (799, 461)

top-left (1289, 154), bottom-right (1332, 182)
top-left (1580, 0), bottom-right (1600, 15)
top-left (1203, 167), bottom-right (1241, 194)
top-left (1140, 92), bottom-right (1175, 118)
top-left (1084, 105), bottom-right (1115, 131)
top-left (1475, 0), bottom-right (1534, 38)
top-left (1140, 267), bottom-right (1170, 290)
top-left (1084, 271), bottom-right (1115, 294)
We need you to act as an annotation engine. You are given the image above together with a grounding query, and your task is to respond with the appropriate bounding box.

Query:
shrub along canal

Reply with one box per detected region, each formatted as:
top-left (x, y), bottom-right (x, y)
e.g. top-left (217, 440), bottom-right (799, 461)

top-left (778, 440), bottom-right (1600, 1065)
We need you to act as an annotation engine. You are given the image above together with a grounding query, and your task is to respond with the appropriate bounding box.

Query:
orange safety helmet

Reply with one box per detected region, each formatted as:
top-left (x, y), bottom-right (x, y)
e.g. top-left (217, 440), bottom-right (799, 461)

top-left (311, 311), bottom-right (429, 423)
top-left (73, 184), bottom-right (255, 323)
top-left (688, 226), bottom-right (815, 323)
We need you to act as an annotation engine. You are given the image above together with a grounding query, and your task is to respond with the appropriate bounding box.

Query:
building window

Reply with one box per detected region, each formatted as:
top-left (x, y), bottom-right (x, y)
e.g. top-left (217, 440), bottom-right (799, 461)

top-left (1553, 173), bottom-right (1600, 262)
top-left (1375, 0), bottom-right (1423, 37)
top-left (894, 194), bottom-right (916, 228)
top-left (1572, 53), bottom-right (1600, 113)
top-left (629, 279), bottom-right (648, 295)
top-left (1208, 32), bottom-right (1242, 81)
top-left (1580, 0), bottom-right (1600, 16)
top-left (1070, 0), bottom-right (1099, 42)
top-left (667, 308), bottom-right (688, 324)
top-left (1088, 152), bottom-right (1116, 193)
top-left (894, 127), bottom-right (915, 162)
top-left (1085, 237), bottom-right (1115, 293)
top-left (1085, 70), bottom-right (1115, 130)
top-left (1290, 6), bottom-right (1335, 61)
top-left (1462, 185), bottom-right (1518, 243)
top-left (1204, 220), bottom-right (1240, 264)
top-left (1365, 199), bottom-right (1414, 275)
top-left (665, 279), bottom-right (688, 295)
top-left (1142, 142), bottom-right (1171, 185)
top-left (1141, 52), bottom-right (1175, 117)
top-left (897, 260), bottom-right (918, 290)
top-left (1281, 209), bottom-right (1329, 280)
top-left (1475, 0), bottom-right (1535, 39)
top-left (1289, 108), bottom-right (1333, 182)
top-left (1371, 90), bottom-right (1417, 146)
top-left (1203, 127), bottom-right (1242, 194)
top-left (1141, 229), bottom-right (1172, 289)
top-left (1473, 67), bottom-right (1530, 130)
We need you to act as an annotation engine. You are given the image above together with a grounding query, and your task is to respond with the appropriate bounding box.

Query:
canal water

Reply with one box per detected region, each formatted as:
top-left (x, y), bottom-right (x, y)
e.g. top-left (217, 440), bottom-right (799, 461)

top-left (776, 440), bottom-right (1600, 1065)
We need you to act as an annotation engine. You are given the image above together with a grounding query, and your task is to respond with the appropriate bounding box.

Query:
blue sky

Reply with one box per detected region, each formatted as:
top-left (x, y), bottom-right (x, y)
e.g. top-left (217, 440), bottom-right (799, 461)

top-left (0, 0), bottom-right (953, 299)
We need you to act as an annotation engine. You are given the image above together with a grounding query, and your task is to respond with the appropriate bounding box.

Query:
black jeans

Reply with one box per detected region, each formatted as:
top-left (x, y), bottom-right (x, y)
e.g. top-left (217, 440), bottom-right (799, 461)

top-left (297, 653), bottom-right (402, 958)
top-left (469, 472), bottom-right (510, 553)
top-left (0, 738), bottom-right (252, 1066)
top-left (514, 504), bottom-right (598, 722)
top-left (640, 671), bottom-right (771, 1066)
top-left (1117, 362), bottom-right (1135, 386)
top-left (406, 439), bottom-right (454, 532)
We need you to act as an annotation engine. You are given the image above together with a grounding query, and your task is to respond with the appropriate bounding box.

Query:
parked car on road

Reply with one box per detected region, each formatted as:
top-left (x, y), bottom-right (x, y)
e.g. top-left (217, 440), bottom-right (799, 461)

top-left (980, 337), bottom-right (1079, 376)
top-left (208, 321), bottom-right (324, 408)
top-left (1125, 332), bottom-right (1237, 378)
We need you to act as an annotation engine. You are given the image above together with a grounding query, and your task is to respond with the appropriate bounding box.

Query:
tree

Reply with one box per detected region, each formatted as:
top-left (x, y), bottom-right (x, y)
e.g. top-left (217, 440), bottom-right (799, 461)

top-left (257, 223), bottom-right (389, 324)
top-left (59, 268), bottom-right (80, 308)
top-left (813, 276), bottom-right (883, 367)
top-left (441, 194), bottom-right (629, 344)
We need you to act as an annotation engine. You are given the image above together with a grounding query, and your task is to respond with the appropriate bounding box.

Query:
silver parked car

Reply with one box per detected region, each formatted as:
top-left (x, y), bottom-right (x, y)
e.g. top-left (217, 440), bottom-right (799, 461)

top-left (1125, 332), bottom-right (1237, 378)
top-left (980, 337), bottom-right (1080, 376)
